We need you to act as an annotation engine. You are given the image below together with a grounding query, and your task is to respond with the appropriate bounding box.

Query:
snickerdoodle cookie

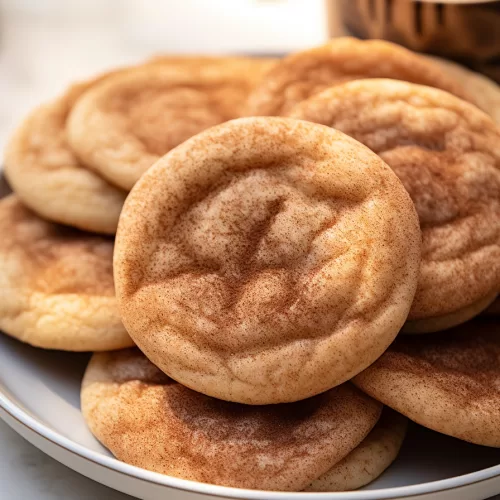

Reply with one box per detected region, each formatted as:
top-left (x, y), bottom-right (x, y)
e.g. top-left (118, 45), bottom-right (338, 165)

top-left (4, 78), bottom-right (127, 235)
top-left (354, 319), bottom-right (500, 447)
top-left (305, 408), bottom-right (407, 491)
top-left (0, 195), bottom-right (132, 351)
top-left (67, 57), bottom-right (276, 190)
top-left (81, 348), bottom-right (382, 491)
top-left (114, 117), bottom-right (420, 404)
top-left (289, 79), bottom-right (500, 332)
top-left (246, 37), bottom-right (479, 117)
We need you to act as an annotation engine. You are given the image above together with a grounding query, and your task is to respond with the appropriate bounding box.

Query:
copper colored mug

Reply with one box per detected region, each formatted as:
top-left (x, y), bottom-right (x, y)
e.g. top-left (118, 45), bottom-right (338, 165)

top-left (328, 0), bottom-right (500, 83)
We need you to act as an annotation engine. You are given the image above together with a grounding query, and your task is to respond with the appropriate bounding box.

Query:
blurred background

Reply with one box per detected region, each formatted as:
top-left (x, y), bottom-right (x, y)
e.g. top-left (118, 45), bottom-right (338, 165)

top-left (0, 0), bottom-right (333, 151)
top-left (0, 0), bottom-right (499, 152)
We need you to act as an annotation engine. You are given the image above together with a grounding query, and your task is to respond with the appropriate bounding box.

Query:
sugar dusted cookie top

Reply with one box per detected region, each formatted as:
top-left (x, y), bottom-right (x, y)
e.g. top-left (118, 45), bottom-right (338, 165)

top-left (354, 319), bottom-right (500, 447)
top-left (246, 37), bottom-right (478, 117)
top-left (0, 195), bottom-right (131, 351)
top-left (289, 79), bottom-right (500, 331)
top-left (82, 348), bottom-right (382, 491)
top-left (4, 76), bottom-right (127, 235)
top-left (67, 57), bottom-right (276, 190)
top-left (114, 116), bottom-right (420, 404)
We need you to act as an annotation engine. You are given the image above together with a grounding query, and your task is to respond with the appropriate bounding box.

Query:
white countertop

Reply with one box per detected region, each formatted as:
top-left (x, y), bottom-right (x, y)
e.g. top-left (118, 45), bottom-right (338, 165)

top-left (0, 419), bottom-right (131, 499)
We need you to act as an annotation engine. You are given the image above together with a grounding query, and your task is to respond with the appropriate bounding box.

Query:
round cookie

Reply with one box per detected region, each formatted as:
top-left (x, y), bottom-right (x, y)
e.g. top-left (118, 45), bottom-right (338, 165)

top-left (114, 116), bottom-right (421, 404)
top-left (353, 319), bottom-right (500, 447)
top-left (0, 195), bottom-right (132, 351)
top-left (289, 79), bottom-right (500, 332)
top-left (4, 77), bottom-right (127, 235)
top-left (305, 408), bottom-right (407, 492)
top-left (246, 37), bottom-right (479, 117)
top-left (81, 348), bottom-right (382, 491)
top-left (67, 57), bottom-right (276, 190)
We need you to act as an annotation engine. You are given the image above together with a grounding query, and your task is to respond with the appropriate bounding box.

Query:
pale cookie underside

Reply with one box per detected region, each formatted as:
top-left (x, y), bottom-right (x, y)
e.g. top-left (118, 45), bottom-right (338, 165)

top-left (289, 78), bottom-right (500, 326)
top-left (403, 291), bottom-right (498, 333)
top-left (305, 408), bottom-right (408, 492)
top-left (0, 195), bottom-right (131, 351)
top-left (115, 116), bottom-right (421, 404)
top-left (81, 348), bottom-right (382, 491)
top-left (353, 319), bottom-right (500, 447)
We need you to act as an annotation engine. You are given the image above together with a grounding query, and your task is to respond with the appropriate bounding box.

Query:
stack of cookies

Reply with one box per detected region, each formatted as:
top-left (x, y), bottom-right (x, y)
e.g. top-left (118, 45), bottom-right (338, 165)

top-left (2, 38), bottom-right (499, 492)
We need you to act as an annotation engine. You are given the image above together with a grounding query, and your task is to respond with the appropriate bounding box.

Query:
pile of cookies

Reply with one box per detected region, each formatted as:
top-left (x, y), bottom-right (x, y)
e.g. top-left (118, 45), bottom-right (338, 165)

top-left (1, 37), bottom-right (499, 492)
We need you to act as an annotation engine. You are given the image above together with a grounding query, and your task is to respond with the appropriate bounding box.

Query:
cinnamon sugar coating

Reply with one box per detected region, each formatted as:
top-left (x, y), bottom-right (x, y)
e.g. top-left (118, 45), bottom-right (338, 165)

top-left (114, 117), bottom-right (420, 404)
top-left (67, 58), bottom-right (276, 190)
top-left (290, 79), bottom-right (500, 331)
top-left (246, 37), bottom-right (480, 117)
top-left (0, 196), bottom-right (131, 350)
top-left (82, 348), bottom-right (382, 491)
top-left (354, 318), bottom-right (500, 447)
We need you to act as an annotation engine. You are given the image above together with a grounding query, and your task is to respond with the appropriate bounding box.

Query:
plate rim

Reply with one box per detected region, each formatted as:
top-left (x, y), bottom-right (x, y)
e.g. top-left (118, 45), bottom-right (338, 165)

top-left (1, 384), bottom-right (500, 499)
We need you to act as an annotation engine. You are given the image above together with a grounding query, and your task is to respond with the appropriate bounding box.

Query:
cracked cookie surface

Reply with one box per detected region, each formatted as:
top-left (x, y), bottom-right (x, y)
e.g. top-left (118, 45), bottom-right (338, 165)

top-left (289, 79), bottom-right (500, 332)
top-left (82, 348), bottom-right (382, 491)
top-left (0, 195), bottom-right (132, 350)
top-left (114, 117), bottom-right (421, 404)
top-left (246, 37), bottom-right (480, 117)
top-left (67, 57), bottom-right (276, 191)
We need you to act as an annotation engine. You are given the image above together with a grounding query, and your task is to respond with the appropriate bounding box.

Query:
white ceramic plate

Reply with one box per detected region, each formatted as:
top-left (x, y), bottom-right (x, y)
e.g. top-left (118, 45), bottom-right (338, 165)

top-left (1, 333), bottom-right (500, 500)
top-left (0, 175), bottom-right (499, 500)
